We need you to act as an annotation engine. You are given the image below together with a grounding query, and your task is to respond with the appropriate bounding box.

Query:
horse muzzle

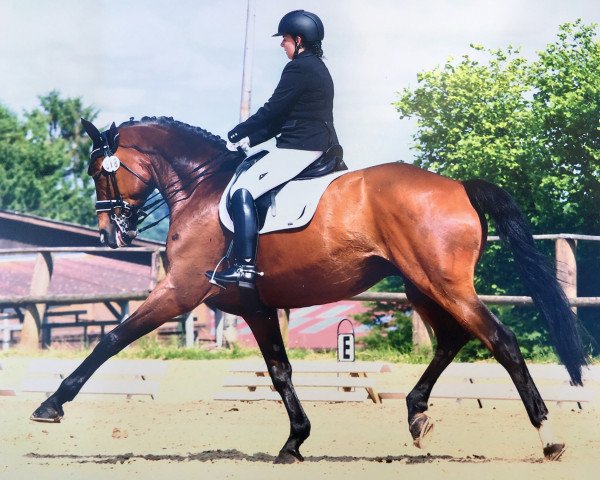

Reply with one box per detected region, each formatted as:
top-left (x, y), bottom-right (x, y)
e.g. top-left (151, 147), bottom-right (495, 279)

top-left (99, 226), bottom-right (119, 249)
top-left (99, 225), bottom-right (135, 249)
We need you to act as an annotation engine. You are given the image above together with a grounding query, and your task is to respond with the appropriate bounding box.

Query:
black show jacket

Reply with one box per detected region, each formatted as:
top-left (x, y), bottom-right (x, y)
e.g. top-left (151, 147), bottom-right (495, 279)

top-left (231, 51), bottom-right (339, 151)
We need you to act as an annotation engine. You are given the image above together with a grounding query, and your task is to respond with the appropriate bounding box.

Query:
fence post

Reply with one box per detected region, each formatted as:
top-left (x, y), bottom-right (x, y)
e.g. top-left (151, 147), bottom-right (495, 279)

top-left (20, 252), bottom-right (53, 349)
top-left (193, 304), bottom-right (211, 346)
top-left (223, 313), bottom-right (238, 347)
top-left (150, 250), bottom-right (167, 289)
top-left (411, 311), bottom-right (432, 350)
top-left (555, 238), bottom-right (577, 314)
top-left (185, 312), bottom-right (195, 347)
top-left (278, 308), bottom-right (290, 346)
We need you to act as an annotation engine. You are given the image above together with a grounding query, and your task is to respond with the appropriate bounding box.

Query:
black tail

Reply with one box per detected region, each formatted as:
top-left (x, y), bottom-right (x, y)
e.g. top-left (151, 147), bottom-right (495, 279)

top-left (462, 179), bottom-right (587, 385)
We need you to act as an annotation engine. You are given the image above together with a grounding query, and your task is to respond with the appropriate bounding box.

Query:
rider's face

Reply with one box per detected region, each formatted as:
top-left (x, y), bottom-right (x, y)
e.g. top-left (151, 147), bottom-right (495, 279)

top-left (281, 34), bottom-right (301, 60)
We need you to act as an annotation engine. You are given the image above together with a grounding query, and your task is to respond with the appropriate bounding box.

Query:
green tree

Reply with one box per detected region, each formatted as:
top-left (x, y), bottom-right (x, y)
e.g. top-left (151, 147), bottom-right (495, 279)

top-left (530, 21), bottom-right (600, 233)
top-left (395, 20), bottom-right (599, 235)
top-left (0, 91), bottom-right (99, 225)
top-left (382, 21), bottom-right (599, 357)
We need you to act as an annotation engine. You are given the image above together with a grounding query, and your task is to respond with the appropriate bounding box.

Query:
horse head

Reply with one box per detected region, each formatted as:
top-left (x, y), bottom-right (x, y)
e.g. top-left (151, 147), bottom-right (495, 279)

top-left (82, 118), bottom-right (156, 248)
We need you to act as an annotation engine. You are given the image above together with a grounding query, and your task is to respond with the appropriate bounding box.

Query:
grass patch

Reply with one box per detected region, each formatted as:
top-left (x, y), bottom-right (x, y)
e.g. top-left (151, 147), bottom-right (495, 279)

top-left (1, 336), bottom-right (592, 364)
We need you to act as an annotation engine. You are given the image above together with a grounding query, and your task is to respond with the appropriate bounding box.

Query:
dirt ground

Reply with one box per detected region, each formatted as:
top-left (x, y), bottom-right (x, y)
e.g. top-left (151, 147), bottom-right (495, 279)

top-left (1, 358), bottom-right (598, 480)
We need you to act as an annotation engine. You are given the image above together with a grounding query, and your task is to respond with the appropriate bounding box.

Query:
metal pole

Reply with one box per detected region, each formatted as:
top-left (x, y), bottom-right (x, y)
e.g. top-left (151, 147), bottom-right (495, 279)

top-left (240, 0), bottom-right (256, 122)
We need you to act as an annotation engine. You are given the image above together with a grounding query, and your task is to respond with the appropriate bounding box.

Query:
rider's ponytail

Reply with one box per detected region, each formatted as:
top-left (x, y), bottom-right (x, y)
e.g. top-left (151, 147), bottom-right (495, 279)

top-left (303, 40), bottom-right (324, 59)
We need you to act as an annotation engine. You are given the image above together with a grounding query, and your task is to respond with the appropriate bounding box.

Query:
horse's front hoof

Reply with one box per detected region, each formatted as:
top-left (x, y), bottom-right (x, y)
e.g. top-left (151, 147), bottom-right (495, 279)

top-left (30, 401), bottom-right (64, 423)
top-left (543, 443), bottom-right (566, 461)
top-left (274, 449), bottom-right (304, 464)
top-left (409, 412), bottom-right (435, 448)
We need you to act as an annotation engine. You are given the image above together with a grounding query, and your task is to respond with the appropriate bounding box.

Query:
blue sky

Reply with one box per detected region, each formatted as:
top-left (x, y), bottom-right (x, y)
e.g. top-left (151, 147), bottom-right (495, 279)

top-left (0, 0), bottom-right (598, 168)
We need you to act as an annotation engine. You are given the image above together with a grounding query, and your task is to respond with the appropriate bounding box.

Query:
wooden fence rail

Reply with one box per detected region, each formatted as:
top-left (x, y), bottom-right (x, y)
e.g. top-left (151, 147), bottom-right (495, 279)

top-left (3, 291), bottom-right (599, 309)
top-left (351, 292), bottom-right (600, 307)
top-left (0, 292), bottom-right (150, 308)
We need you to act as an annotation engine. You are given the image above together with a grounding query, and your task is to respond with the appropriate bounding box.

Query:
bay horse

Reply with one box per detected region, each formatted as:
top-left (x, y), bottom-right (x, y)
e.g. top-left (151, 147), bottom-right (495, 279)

top-left (31, 116), bottom-right (586, 463)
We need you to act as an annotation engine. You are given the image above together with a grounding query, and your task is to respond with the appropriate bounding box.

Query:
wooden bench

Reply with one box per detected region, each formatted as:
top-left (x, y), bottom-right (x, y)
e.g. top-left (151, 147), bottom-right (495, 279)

top-left (45, 309), bottom-right (88, 322)
top-left (41, 308), bottom-right (117, 347)
top-left (214, 360), bottom-right (391, 403)
top-left (21, 359), bottom-right (167, 399)
top-left (379, 362), bottom-right (599, 407)
top-left (442, 362), bottom-right (600, 383)
top-left (437, 362), bottom-right (598, 408)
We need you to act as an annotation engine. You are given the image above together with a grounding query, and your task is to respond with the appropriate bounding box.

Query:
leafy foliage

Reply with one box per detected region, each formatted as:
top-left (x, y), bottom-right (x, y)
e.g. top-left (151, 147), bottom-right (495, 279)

top-left (395, 21), bottom-right (599, 231)
top-left (137, 201), bottom-right (170, 243)
top-left (352, 276), bottom-right (415, 354)
top-left (0, 91), bottom-right (99, 225)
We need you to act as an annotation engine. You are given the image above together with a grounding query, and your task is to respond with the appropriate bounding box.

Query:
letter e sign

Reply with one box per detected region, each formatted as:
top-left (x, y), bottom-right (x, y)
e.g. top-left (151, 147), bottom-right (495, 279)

top-left (337, 333), bottom-right (355, 362)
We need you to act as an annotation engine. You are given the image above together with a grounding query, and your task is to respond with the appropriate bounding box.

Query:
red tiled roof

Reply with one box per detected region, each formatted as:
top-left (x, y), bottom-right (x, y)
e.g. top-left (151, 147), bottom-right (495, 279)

top-left (0, 253), bottom-right (151, 297)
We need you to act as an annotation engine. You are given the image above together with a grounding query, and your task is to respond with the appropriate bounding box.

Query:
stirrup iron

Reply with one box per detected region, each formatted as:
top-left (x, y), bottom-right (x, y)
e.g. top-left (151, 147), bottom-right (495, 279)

top-left (207, 241), bottom-right (234, 289)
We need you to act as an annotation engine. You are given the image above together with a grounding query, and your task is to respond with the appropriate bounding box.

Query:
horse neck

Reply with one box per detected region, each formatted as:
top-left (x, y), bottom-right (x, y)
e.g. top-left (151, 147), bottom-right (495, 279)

top-left (149, 142), bottom-right (235, 215)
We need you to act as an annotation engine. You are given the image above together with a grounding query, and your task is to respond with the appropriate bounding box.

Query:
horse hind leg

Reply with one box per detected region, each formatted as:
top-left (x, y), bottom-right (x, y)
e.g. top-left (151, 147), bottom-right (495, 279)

top-left (427, 288), bottom-right (565, 460)
top-left (404, 281), bottom-right (471, 448)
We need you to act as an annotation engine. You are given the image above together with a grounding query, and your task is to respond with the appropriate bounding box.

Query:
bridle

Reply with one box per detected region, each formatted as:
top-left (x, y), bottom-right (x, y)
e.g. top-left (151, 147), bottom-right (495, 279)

top-left (87, 120), bottom-right (246, 242)
top-left (90, 129), bottom-right (152, 243)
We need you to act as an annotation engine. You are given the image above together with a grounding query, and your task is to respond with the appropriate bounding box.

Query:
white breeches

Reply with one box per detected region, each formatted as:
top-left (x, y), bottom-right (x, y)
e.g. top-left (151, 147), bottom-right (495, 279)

top-left (231, 148), bottom-right (323, 199)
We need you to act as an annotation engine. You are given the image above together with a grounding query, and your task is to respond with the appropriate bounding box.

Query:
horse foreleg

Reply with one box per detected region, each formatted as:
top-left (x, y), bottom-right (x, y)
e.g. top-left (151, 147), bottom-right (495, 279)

top-left (30, 283), bottom-right (199, 422)
top-left (243, 305), bottom-right (310, 464)
top-left (405, 283), bottom-right (471, 448)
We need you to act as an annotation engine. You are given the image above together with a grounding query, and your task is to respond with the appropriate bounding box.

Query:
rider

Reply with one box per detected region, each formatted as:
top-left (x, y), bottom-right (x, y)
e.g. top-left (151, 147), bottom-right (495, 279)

top-left (206, 9), bottom-right (339, 289)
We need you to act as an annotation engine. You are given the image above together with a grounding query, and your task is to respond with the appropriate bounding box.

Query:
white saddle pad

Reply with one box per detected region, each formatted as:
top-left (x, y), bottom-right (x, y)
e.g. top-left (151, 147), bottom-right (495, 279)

top-left (218, 170), bottom-right (349, 234)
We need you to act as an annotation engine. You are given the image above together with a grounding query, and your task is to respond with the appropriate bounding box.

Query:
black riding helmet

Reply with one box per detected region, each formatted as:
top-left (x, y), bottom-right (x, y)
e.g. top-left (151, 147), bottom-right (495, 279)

top-left (272, 10), bottom-right (324, 42)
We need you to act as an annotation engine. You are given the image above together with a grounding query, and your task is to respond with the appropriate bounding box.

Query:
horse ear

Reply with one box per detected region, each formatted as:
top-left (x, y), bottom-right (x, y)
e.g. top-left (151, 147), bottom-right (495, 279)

top-left (81, 118), bottom-right (102, 145)
top-left (108, 122), bottom-right (119, 151)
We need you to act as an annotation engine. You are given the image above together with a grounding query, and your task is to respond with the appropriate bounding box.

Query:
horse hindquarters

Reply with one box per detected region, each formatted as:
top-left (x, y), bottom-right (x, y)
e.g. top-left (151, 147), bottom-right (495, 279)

top-left (367, 167), bottom-right (565, 459)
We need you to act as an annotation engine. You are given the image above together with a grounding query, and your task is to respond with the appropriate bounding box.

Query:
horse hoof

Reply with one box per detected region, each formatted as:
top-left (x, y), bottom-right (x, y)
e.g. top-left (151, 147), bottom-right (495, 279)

top-left (543, 443), bottom-right (566, 461)
top-left (30, 401), bottom-right (64, 423)
top-left (409, 413), bottom-right (435, 448)
top-left (274, 449), bottom-right (303, 464)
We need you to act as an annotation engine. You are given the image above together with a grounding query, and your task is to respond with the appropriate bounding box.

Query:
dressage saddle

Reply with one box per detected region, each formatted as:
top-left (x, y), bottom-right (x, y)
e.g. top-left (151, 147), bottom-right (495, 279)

top-left (229, 145), bottom-right (347, 229)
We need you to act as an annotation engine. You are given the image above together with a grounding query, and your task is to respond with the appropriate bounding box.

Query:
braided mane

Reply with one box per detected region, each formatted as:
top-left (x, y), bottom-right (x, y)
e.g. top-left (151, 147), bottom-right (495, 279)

top-left (120, 116), bottom-right (228, 152)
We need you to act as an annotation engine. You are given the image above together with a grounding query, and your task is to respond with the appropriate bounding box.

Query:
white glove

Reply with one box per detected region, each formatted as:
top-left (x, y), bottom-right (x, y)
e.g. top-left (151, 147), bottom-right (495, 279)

top-left (227, 136), bottom-right (250, 152)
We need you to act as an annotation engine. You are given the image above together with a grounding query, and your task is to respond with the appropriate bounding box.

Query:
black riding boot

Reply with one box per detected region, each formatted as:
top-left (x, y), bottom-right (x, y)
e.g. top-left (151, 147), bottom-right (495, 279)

top-left (205, 188), bottom-right (261, 289)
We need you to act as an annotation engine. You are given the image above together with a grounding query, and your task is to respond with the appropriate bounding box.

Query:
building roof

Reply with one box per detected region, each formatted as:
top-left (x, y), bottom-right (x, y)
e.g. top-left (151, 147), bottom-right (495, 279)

top-left (0, 253), bottom-right (152, 297)
top-left (0, 209), bottom-right (163, 249)
top-left (0, 210), bottom-right (160, 301)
